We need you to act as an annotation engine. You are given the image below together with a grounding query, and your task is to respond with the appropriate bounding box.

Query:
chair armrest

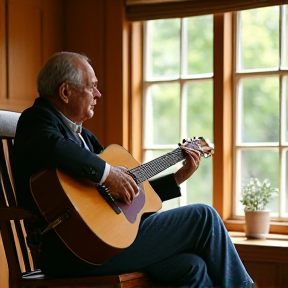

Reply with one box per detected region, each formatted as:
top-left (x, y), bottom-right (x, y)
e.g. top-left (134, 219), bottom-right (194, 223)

top-left (0, 207), bottom-right (33, 221)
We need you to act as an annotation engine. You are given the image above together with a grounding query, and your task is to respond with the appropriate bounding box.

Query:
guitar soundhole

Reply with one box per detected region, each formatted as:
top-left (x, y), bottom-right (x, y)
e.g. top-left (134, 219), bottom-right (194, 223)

top-left (115, 184), bottom-right (145, 224)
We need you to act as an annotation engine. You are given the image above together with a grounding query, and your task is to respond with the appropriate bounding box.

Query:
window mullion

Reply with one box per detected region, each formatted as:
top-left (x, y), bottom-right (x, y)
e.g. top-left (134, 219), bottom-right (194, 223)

top-left (179, 18), bottom-right (187, 206)
top-left (213, 13), bottom-right (233, 219)
top-left (280, 74), bottom-right (286, 219)
top-left (180, 18), bottom-right (187, 140)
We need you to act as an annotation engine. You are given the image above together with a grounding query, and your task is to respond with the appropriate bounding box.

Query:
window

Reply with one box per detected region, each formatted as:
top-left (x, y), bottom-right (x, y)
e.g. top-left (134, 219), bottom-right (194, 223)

top-left (142, 16), bottom-right (214, 210)
top-left (142, 5), bottom-right (288, 224)
top-left (234, 5), bottom-right (288, 220)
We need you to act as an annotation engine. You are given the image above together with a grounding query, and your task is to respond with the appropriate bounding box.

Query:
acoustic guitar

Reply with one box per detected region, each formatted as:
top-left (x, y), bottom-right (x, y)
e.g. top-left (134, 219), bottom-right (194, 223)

top-left (30, 137), bottom-right (214, 265)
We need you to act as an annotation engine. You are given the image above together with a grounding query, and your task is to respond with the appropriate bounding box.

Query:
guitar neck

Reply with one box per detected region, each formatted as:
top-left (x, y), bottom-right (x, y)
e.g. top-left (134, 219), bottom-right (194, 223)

top-left (128, 147), bottom-right (184, 184)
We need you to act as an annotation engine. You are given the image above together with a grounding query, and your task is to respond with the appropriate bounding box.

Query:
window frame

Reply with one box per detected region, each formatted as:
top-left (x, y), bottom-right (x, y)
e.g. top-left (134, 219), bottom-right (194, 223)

top-left (231, 6), bottom-right (288, 221)
top-left (128, 11), bottom-right (288, 235)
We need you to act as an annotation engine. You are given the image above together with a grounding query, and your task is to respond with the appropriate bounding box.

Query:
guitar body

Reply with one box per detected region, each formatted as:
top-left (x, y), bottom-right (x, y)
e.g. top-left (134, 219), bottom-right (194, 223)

top-left (30, 144), bottom-right (162, 265)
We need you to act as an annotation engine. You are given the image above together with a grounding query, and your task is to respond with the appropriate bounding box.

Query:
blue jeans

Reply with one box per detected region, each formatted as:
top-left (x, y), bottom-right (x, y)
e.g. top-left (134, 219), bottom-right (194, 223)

top-left (41, 204), bottom-right (254, 287)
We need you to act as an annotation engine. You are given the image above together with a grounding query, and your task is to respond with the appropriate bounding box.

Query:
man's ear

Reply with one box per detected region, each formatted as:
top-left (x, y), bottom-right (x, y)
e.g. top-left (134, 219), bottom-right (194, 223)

top-left (59, 83), bottom-right (69, 103)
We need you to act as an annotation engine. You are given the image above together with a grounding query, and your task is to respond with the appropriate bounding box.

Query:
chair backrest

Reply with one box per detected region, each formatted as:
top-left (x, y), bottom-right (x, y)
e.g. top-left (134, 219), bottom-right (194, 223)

top-left (0, 110), bottom-right (36, 285)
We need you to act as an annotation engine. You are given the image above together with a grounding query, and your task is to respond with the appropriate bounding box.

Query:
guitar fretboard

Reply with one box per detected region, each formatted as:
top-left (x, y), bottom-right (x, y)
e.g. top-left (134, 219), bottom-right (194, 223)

top-left (128, 147), bottom-right (184, 184)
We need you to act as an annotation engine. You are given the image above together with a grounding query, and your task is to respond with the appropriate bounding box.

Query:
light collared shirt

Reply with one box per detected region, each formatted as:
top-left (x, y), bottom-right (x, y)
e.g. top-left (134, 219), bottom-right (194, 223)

top-left (57, 111), bottom-right (110, 183)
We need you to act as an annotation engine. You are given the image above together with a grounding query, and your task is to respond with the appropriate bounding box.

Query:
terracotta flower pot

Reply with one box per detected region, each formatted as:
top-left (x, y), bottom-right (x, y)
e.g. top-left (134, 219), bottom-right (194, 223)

top-left (244, 210), bottom-right (270, 239)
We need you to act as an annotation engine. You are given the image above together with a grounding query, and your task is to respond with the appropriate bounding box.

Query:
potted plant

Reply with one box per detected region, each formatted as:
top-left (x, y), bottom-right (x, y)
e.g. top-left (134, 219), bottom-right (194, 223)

top-left (240, 177), bottom-right (278, 239)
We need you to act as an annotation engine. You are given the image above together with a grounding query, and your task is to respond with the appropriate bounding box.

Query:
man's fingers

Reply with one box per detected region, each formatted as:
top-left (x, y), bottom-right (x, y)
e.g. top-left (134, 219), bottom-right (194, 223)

top-left (104, 166), bottom-right (139, 205)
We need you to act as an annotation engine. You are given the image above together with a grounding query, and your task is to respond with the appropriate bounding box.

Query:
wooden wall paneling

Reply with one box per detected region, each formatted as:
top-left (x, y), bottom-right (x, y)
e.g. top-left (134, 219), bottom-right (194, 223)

top-left (63, 0), bottom-right (104, 62)
top-left (0, 0), bottom-right (7, 105)
top-left (243, 261), bottom-right (280, 288)
top-left (104, 0), bottom-right (141, 154)
top-left (1, 0), bottom-right (64, 113)
top-left (279, 263), bottom-right (288, 287)
top-left (41, 0), bottom-right (64, 62)
top-left (8, 0), bottom-right (42, 110)
top-left (65, 0), bottom-right (129, 148)
top-left (103, 0), bottom-right (126, 147)
top-left (234, 241), bottom-right (288, 288)
top-left (63, 0), bottom-right (106, 144)
top-left (63, 0), bottom-right (133, 149)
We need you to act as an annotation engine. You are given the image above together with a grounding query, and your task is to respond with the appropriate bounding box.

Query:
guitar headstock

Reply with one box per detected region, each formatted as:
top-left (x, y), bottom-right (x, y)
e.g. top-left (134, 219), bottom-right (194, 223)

top-left (180, 137), bottom-right (214, 158)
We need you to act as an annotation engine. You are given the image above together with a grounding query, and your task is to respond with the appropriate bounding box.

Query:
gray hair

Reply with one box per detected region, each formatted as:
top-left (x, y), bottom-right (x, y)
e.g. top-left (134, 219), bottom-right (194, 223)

top-left (37, 51), bottom-right (90, 98)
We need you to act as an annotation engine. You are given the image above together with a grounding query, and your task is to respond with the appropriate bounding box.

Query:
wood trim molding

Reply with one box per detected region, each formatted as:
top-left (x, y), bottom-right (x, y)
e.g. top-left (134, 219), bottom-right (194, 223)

top-left (128, 22), bottom-right (143, 162)
top-left (213, 13), bottom-right (233, 220)
top-left (125, 0), bottom-right (288, 21)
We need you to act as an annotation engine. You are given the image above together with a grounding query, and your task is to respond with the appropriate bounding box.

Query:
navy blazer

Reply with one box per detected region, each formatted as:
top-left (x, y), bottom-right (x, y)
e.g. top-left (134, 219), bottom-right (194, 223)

top-left (12, 97), bottom-right (182, 270)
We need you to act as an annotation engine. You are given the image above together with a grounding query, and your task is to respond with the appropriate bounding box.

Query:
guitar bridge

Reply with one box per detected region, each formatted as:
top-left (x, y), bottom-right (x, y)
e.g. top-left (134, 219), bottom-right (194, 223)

top-left (97, 184), bottom-right (122, 215)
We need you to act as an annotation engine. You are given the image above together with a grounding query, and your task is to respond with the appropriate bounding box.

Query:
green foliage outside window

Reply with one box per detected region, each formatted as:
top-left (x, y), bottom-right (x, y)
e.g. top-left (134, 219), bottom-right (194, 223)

top-left (240, 6), bottom-right (279, 70)
top-left (145, 6), bottom-right (287, 212)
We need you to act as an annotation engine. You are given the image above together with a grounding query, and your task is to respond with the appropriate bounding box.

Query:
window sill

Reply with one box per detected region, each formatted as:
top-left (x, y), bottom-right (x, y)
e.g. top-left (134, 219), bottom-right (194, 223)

top-left (230, 231), bottom-right (288, 246)
top-left (225, 219), bottom-right (288, 235)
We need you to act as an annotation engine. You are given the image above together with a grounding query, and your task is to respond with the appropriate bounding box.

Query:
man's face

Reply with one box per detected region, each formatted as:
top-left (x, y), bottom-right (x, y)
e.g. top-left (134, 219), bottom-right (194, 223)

top-left (66, 63), bottom-right (101, 124)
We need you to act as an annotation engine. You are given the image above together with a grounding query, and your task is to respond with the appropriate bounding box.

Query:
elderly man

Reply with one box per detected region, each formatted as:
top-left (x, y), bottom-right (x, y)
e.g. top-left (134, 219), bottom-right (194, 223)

top-left (13, 51), bottom-right (253, 287)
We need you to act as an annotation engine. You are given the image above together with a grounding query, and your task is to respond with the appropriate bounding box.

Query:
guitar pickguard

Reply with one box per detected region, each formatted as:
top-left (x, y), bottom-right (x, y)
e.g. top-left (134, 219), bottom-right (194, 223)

top-left (115, 184), bottom-right (145, 223)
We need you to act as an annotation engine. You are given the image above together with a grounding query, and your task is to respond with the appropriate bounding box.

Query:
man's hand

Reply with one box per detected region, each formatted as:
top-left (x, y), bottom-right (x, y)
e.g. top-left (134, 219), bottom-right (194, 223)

top-left (103, 166), bottom-right (139, 205)
top-left (174, 146), bottom-right (201, 186)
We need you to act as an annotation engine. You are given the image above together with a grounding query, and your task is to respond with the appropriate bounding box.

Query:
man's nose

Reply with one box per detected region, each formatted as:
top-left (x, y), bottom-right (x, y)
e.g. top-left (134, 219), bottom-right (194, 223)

top-left (93, 88), bottom-right (101, 98)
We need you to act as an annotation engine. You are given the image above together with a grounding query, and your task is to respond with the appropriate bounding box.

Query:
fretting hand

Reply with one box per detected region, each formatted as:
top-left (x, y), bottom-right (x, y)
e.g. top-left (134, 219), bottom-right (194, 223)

top-left (103, 165), bottom-right (139, 205)
top-left (174, 145), bottom-right (201, 186)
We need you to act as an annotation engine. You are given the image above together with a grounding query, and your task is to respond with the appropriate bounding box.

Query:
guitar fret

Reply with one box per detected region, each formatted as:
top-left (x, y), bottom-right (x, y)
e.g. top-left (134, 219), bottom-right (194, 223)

top-left (129, 147), bottom-right (184, 184)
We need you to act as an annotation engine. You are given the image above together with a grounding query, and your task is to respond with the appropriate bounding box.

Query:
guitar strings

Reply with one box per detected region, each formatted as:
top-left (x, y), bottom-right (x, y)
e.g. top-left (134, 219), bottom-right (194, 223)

top-left (129, 147), bottom-right (184, 184)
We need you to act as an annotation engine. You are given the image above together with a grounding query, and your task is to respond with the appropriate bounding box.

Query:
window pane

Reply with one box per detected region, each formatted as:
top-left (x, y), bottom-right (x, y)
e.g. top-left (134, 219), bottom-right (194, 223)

top-left (187, 81), bottom-right (213, 142)
top-left (186, 157), bottom-right (213, 205)
top-left (186, 15), bottom-right (213, 75)
top-left (236, 149), bottom-right (279, 215)
top-left (240, 77), bottom-right (279, 143)
top-left (146, 19), bottom-right (180, 79)
top-left (283, 5), bottom-right (288, 68)
top-left (239, 6), bottom-right (279, 70)
top-left (144, 83), bottom-right (180, 145)
top-left (143, 15), bottom-right (214, 211)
